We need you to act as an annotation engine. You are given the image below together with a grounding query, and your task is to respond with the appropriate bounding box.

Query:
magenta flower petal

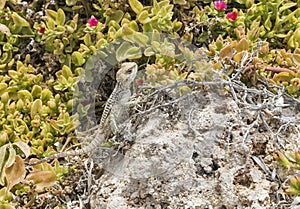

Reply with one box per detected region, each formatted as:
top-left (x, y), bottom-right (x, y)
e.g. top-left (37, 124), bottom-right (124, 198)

top-left (88, 17), bottom-right (99, 27)
top-left (136, 79), bottom-right (144, 86)
top-left (214, 1), bottom-right (227, 11)
top-left (226, 12), bottom-right (238, 21)
top-left (39, 27), bottom-right (45, 34)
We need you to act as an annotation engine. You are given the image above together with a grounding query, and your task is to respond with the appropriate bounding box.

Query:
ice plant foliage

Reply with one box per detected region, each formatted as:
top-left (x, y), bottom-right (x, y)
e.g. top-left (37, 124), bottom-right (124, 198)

top-left (214, 1), bottom-right (227, 11)
top-left (226, 12), bottom-right (238, 21)
top-left (88, 17), bottom-right (99, 27)
top-left (0, 0), bottom-right (299, 206)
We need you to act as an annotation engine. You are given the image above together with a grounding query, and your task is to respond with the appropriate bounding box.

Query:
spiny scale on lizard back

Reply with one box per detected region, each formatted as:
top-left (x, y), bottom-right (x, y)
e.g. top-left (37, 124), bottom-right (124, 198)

top-left (29, 62), bottom-right (138, 166)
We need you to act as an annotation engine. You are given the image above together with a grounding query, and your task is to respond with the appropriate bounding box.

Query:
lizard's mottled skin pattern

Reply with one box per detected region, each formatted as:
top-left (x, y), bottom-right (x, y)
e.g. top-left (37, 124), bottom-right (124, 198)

top-left (29, 62), bottom-right (138, 165)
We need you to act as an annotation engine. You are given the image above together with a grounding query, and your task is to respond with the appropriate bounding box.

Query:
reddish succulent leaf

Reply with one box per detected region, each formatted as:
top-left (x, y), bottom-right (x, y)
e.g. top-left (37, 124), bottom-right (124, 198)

top-left (213, 62), bottom-right (222, 70)
top-left (236, 38), bottom-right (250, 52)
top-left (233, 51), bottom-right (244, 62)
top-left (26, 170), bottom-right (56, 191)
top-left (219, 44), bottom-right (233, 59)
top-left (252, 57), bottom-right (260, 64)
top-left (5, 155), bottom-right (25, 190)
top-left (259, 43), bottom-right (269, 55)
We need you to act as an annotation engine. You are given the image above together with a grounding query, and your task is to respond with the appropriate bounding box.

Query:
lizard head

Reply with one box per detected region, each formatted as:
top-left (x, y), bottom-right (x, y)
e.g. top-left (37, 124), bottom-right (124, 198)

top-left (116, 62), bottom-right (138, 88)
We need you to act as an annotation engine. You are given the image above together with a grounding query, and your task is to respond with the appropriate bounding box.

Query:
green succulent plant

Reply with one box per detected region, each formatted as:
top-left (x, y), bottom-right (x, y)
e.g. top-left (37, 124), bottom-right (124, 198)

top-left (229, 0), bottom-right (300, 48)
top-left (0, 0), bottom-right (300, 206)
top-left (0, 9), bottom-right (34, 71)
top-left (205, 27), bottom-right (300, 97)
top-left (274, 149), bottom-right (300, 195)
top-left (35, 9), bottom-right (80, 66)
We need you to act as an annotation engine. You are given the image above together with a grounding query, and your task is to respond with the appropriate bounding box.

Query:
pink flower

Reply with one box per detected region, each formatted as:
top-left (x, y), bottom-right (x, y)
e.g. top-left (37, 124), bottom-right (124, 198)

top-left (39, 27), bottom-right (45, 34)
top-left (136, 79), bottom-right (144, 86)
top-left (88, 17), bottom-right (99, 27)
top-left (214, 1), bottom-right (227, 11)
top-left (226, 12), bottom-right (238, 21)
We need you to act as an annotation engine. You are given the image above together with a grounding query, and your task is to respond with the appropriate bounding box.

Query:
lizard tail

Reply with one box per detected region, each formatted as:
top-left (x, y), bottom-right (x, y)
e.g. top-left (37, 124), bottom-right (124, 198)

top-left (29, 131), bottom-right (105, 166)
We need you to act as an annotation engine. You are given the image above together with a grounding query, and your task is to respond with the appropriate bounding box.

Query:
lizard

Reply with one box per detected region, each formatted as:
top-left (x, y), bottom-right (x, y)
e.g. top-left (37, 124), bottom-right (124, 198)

top-left (29, 62), bottom-right (138, 165)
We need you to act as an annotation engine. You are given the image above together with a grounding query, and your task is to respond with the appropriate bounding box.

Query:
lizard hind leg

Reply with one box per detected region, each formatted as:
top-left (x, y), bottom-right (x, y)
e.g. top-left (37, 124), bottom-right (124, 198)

top-left (109, 103), bottom-right (130, 136)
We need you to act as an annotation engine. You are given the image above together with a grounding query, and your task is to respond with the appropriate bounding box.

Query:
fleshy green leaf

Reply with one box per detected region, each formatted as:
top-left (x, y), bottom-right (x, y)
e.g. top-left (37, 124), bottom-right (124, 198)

top-left (18, 90), bottom-right (33, 101)
top-left (62, 65), bottom-right (73, 79)
top-left (0, 83), bottom-right (7, 96)
top-left (281, 9), bottom-right (299, 24)
top-left (71, 52), bottom-right (86, 66)
top-left (123, 31), bottom-right (149, 46)
top-left (11, 12), bottom-right (30, 28)
top-left (0, 132), bottom-right (8, 145)
top-left (124, 47), bottom-right (142, 60)
top-left (83, 34), bottom-right (91, 46)
top-left (31, 99), bottom-right (43, 118)
top-left (106, 10), bottom-right (124, 23)
top-left (41, 89), bottom-right (53, 102)
top-left (66, 0), bottom-right (77, 6)
top-left (46, 9), bottom-right (57, 21)
top-left (264, 14), bottom-right (272, 31)
top-left (292, 54), bottom-right (300, 66)
top-left (116, 42), bottom-right (142, 62)
top-left (279, 2), bottom-right (297, 12)
top-left (144, 47), bottom-right (155, 56)
top-left (275, 34), bottom-right (288, 38)
top-left (138, 11), bottom-right (151, 24)
top-left (128, 21), bottom-right (139, 32)
top-left (128, 0), bottom-right (143, 14)
top-left (116, 42), bottom-right (132, 61)
top-left (31, 85), bottom-right (42, 99)
top-left (56, 8), bottom-right (66, 26)
top-left (0, 187), bottom-right (13, 202)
